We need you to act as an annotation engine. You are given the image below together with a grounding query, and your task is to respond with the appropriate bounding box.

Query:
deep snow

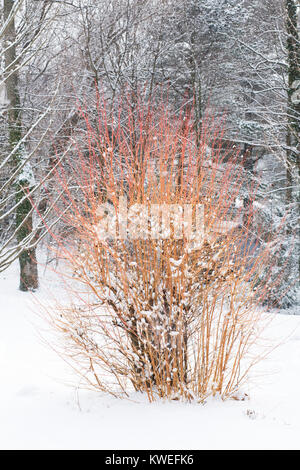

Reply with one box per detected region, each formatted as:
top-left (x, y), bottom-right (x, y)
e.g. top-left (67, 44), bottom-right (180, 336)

top-left (0, 260), bottom-right (299, 450)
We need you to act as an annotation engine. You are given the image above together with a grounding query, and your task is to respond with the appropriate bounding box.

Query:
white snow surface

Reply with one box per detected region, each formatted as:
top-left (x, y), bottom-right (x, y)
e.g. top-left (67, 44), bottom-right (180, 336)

top-left (0, 260), bottom-right (300, 450)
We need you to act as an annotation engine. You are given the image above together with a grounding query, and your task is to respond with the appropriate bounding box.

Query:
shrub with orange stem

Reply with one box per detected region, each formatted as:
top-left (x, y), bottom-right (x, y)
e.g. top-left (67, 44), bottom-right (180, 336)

top-left (39, 91), bottom-right (282, 402)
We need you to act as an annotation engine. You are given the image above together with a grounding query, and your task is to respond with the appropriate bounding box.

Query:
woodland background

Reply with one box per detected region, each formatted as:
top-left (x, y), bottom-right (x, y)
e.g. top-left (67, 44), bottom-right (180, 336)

top-left (0, 0), bottom-right (299, 308)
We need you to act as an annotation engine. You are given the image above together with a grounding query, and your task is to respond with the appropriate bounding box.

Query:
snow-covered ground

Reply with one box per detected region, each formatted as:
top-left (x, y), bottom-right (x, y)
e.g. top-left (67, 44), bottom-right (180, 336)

top-left (0, 261), bottom-right (300, 450)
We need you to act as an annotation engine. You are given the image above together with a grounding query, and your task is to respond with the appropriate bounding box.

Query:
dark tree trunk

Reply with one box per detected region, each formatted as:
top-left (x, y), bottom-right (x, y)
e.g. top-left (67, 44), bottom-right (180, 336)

top-left (4, 0), bottom-right (38, 291)
top-left (286, 0), bottom-right (300, 201)
top-left (286, 0), bottom-right (300, 276)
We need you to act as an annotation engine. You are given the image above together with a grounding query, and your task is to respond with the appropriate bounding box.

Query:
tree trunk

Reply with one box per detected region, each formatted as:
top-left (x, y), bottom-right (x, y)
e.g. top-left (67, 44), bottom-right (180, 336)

top-left (286, 0), bottom-right (300, 276)
top-left (286, 0), bottom-right (300, 200)
top-left (4, 0), bottom-right (38, 291)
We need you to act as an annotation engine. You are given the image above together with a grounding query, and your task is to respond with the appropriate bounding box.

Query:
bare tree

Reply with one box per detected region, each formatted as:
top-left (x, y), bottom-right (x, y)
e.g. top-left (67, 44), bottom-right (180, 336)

top-left (0, 0), bottom-right (60, 288)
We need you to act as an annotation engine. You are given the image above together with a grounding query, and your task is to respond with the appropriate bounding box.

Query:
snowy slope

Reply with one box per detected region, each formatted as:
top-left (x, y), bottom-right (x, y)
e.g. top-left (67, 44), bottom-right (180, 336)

top-left (0, 261), bottom-right (299, 450)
